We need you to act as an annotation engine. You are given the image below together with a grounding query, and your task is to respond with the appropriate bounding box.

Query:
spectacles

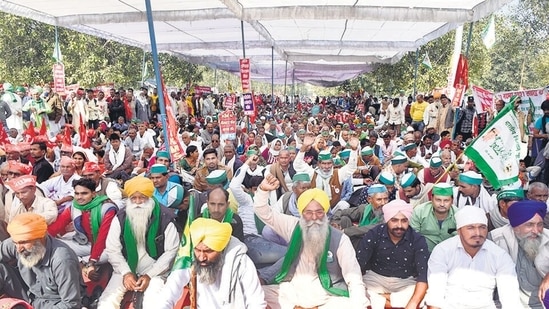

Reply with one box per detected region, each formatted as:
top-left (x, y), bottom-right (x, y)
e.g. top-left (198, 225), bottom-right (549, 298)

top-left (212, 140), bottom-right (220, 143)
top-left (302, 209), bottom-right (325, 218)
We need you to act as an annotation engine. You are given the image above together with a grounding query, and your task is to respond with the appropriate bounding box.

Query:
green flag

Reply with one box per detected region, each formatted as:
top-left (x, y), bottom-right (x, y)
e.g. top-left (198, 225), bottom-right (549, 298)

top-left (481, 15), bottom-right (496, 49)
top-left (52, 41), bottom-right (63, 63)
top-left (422, 52), bottom-right (432, 70)
top-left (464, 99), bottom-right (521, 189)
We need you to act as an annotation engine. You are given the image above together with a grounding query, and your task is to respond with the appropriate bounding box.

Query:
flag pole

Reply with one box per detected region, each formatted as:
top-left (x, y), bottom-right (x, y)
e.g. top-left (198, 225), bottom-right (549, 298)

top-left (144, 0), bottom-right (169, 155)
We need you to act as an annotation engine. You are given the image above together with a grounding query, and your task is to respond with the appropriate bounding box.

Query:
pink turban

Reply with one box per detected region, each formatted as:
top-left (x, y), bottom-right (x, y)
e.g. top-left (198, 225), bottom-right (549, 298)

top-left (382, 199), bottom-right (413, 222)
top-left (60, 156), bottom-right (75, 167)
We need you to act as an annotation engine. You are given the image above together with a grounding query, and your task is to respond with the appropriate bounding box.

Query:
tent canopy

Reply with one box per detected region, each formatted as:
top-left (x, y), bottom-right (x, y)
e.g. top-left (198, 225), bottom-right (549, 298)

top-left (1, 0), bottom-right (511, 86)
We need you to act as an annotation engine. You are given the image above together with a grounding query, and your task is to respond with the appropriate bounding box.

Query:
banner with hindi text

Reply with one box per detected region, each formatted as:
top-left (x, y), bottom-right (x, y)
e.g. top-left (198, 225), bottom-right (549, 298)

top-left (464, 101), bottom-right (521, 189)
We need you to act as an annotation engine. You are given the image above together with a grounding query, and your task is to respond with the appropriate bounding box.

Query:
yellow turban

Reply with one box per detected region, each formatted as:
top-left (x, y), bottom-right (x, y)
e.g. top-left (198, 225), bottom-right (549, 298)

top-left (124, 176), bottom-right (154, 198)
top-left (190, 218), bottom-right (232, 252)
top-left (7, 213), bottom-right (47, 242)
top-left (297, 188), bottom-right (330, 214)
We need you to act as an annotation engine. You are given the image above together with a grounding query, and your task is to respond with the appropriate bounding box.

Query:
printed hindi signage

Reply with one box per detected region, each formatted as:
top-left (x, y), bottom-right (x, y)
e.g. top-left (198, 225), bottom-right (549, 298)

top-left (242, 93), bottom-right (254, 115)
top-left (451, 84), bottom-right (466, 107)
top-left (224, 95), bottom-right (234, 110)
top-left (219, 110), bottom-right (237, 141)
top-left (194, 86), bottom-right (211, 95)
top-left (52, 63), bottom-right (66, 95)
top-left (240, 58), bottom-right (251, 93)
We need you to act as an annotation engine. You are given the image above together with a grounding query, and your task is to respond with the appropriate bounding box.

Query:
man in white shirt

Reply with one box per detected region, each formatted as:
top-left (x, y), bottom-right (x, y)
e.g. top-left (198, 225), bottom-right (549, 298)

top-left (425, 206), bottom-right (522, 309)
top-left (5, 175), bottom-right (58, 225)
top-left (39, 156), bottom-right (80, 213)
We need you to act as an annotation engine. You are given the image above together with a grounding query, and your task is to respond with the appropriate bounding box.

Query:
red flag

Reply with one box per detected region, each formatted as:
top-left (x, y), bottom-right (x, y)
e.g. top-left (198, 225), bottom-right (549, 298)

top-left (159, 71), bottom-right (186, 162)
top-left (24, 122), bottom-right (36, 143)
top-left (454, 54), bottom-right (469, 89)
top-left (0, 122), bottom-right (10, 146)
top-left (39, 118), bottom-right (47, 136)
top-left (79, 117), bottom-right (90, 148)
top-left (63, 124), bottom-right (73, 147)
top-left (123, 97), bottom-right (132, 122)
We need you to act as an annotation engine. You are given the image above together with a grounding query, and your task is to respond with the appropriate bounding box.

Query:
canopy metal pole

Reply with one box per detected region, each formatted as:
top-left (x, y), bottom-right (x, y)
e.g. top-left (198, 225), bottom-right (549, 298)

top-left (144, 0), bottom-right (169, 154)
top-left (241, 20), bottom-right (246, 58)
top-left (291, 69), bottom-right (295, 109)
top-left (465, 22), bottom-right (474, 59)
top-left (413, 48), bottom-right (419, 97)
top-left (283, 60), bottom-right (288, 100)
top-left (271, 46), bottom-right (274, 110)
top-left (54, 26), bottom-right (60, 63)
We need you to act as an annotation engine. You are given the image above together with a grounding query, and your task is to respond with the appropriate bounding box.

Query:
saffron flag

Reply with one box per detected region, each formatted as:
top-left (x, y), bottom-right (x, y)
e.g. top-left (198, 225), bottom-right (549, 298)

top-left (159, 71), bottom-right (186, 163)
top-left (482, 15), bottom-right (496, 49)
top-left (464, 99), bottom-right (521, 189)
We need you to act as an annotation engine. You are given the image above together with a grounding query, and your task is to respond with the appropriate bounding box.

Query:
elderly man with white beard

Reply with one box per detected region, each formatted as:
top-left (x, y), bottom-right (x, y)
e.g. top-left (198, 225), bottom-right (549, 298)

top-left (0, 213), bottom-right (85, 308)
top-left (255, 174), bottom-right (369, 309)
top-left (490, 200), bottom-right (549, 308)
top-left (97, 177), bottom-right (179, 309)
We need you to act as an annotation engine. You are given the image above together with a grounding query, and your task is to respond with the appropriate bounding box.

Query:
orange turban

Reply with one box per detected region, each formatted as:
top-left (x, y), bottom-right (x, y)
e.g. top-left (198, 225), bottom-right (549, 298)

top-left (190, 218), bottom-right (232, 252)
top-left (124, 176), bottom-right (154, 198)
top-left (7, 213), bottom-right (47, 242)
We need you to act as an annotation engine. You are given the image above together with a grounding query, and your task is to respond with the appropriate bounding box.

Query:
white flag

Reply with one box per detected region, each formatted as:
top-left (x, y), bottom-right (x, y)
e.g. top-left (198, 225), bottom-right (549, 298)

top-left (482, 15), bottom-right (496, 49)
top-left (52, 41), bottom-right (63, 63)
top-left (422, 52), bottom-right (432, 70)
top-left (464, 100), bottom-right (521, 189)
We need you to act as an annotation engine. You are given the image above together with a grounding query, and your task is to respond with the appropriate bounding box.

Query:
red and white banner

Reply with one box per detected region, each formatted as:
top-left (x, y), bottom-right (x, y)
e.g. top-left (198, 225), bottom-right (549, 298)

top-left (471, 85), bottom-right (494, 113)
top-left (52, 63), bottom-right (66, 95)
top-left (219, 110), bottom-right (237, 141)
top-left (194, 86), bottom-right (211, 95)
top-left (452, 84), bottom-right (466, 107)
top-left (240, 58), bottom-right (251, 93)
top-left (224, 95), bottom-right (234, 110)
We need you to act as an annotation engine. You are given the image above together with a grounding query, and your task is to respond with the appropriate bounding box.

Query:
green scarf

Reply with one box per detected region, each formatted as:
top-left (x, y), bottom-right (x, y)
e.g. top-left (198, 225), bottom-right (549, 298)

top-left (124, 198), bottom-right (161, 273)
top-left (359, 204), bottom-right (381, 227)
top-left (274, 224), bottom-right (349, 297)
top-left (72, 195), bottom-right (109, 242)
top-left (202, 207), bottom-right (234, 223)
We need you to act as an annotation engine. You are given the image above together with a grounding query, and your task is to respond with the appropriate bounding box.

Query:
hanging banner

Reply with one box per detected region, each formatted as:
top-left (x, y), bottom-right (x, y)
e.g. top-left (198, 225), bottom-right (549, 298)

top-left (219, 110), bottom-right (237, 141)
top-left (52, 63), bottom-right (66, 95)
top-left (224, 95), bottom-right (234, 110)
top-left (471, 85), bottom-right (494, 113)
top-left (240, 58), bottom-right (251, 93)
top-left (496, 86), bottom-right (549, 123)
top-left (242, 93), bottom-right (254, 116)
top-left (194, 86), bottom-right (211, 95)
top-left (451, 84), bottom-right (466, 108)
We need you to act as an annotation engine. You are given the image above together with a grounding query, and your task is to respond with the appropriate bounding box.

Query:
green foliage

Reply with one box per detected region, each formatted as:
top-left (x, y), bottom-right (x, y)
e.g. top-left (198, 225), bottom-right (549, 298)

top-left (0, 12), bottom-right (202, 89)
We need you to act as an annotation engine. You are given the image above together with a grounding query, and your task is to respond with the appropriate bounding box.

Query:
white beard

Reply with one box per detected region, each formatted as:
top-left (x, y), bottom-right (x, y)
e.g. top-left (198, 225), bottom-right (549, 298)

top-left (517, 233), bottom-right (542, 261)
top-left (20, 240), bottom-right (46, 268)
top-left (126, 198), bottom-right (155, 245)
top-left (299, 216), bottom-right (329, 275)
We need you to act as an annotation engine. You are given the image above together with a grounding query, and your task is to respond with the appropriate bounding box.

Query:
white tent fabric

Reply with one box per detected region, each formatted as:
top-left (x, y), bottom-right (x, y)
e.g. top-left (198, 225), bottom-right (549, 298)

top-left (1, 0), bottom-right (511, 86)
